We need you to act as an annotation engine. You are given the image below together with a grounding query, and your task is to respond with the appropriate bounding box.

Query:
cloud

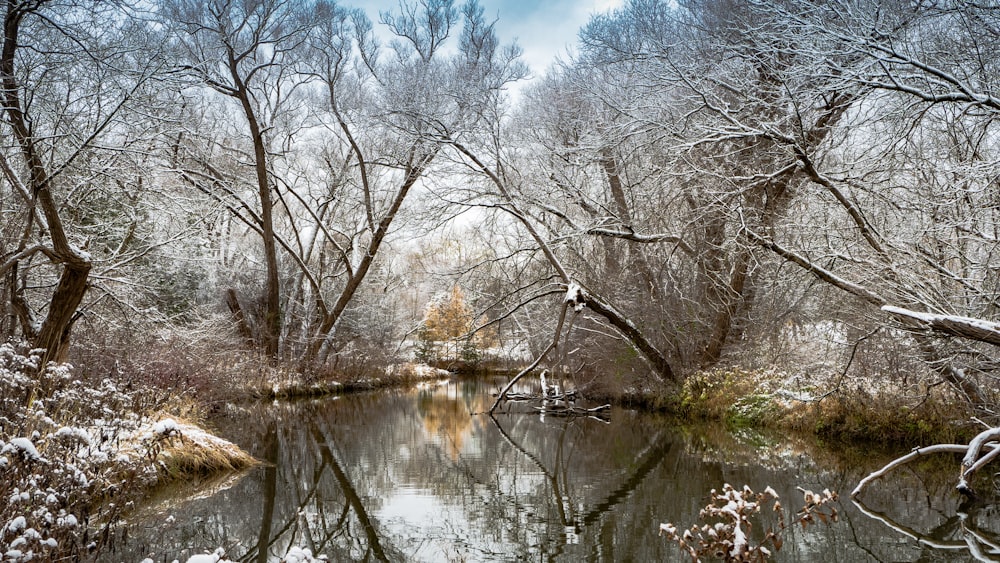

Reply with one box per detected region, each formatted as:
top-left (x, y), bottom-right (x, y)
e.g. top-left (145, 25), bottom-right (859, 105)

top-left (484, 0), bottom-right (624, 76)
top-left (350, 0), bottom-right (623, 83)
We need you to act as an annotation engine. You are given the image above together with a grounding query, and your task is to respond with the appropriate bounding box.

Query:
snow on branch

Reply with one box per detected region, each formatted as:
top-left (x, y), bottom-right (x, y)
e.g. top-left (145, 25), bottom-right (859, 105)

top-left (564, 282), bottom-right (586, 312)
top-left (585, 228), bottom-right (694, 254)
top-left (881, 306), bottom-right (1000, 348)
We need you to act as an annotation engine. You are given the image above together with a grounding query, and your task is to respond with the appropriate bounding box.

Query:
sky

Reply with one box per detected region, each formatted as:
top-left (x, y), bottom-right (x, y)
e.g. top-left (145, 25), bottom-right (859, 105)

top-left (359, 0), bottom-right (625, 79)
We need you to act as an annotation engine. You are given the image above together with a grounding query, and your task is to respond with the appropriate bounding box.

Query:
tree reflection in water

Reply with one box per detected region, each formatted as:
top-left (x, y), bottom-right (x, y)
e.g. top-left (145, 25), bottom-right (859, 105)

top-left (115, 379), bottom-right (994, 562)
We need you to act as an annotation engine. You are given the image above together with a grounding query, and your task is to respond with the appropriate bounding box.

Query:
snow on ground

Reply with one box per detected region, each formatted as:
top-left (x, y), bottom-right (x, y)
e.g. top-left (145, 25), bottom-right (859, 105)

top-left (0, 344), bottom-right (253, 562)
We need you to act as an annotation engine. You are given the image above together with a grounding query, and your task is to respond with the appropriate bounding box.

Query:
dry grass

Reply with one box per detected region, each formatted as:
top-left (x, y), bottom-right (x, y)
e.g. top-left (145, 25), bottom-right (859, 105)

top-left (140, 418), bottom-right (257, 481)
top-left (579, 365), bottom-right (978, 445)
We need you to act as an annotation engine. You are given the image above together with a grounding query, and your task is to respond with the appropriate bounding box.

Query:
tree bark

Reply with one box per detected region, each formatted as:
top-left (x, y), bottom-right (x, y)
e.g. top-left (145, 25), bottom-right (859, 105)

top-left (232, 75), bottom-right (281, 359)
top-left (2, 1), bottom-right (93, 366)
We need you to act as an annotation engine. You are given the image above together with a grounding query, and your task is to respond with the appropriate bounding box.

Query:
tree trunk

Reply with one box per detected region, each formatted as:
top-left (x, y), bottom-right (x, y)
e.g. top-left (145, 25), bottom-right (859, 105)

top-left (236, 88), bottom-right (281, 358)
top-left (34, 263), bottom-right (90, 366)
top-left (2, 3), bottom-right (93, 366)
top-left (700, 247), bottom-right (750, 367)
top-left (303, 155), bottom-right (433, 363)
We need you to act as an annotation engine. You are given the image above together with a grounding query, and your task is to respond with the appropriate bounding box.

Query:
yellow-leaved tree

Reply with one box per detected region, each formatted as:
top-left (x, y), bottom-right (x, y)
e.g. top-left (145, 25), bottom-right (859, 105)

top-left (419, 285), bottom-right (477, 365)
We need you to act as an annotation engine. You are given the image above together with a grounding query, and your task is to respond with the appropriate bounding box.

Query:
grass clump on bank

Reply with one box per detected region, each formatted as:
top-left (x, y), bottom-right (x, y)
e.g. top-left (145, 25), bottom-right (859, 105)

top-left (580, 365), bottom-right (977, 446)
top-left (0, 344), bottom-right (255, 562)
top-left (682, 367), bottom-right (976, 444)
top-left (142, 418), bottom-right (256, 481)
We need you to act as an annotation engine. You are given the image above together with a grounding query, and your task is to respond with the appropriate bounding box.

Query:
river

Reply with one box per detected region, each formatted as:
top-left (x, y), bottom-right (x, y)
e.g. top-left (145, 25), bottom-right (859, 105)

top-left (111, 377), bottom-right (998, 562)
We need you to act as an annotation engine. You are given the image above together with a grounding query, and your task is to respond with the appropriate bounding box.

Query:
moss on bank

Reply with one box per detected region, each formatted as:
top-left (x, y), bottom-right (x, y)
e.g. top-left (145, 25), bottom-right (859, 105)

top-left (579, 367), bottom-right (979, 446)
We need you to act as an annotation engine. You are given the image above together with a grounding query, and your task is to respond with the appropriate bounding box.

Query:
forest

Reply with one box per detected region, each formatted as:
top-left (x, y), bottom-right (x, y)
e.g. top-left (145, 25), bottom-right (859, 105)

top-left (3, 0), bottom-right (1000, 560)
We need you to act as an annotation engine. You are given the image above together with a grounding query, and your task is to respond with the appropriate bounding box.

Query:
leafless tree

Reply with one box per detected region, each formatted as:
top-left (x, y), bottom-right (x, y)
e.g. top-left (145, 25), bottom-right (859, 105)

top-left (161, 0), bottom-right (318, 357)
top-left (0, 0), bottom-right (164, 366)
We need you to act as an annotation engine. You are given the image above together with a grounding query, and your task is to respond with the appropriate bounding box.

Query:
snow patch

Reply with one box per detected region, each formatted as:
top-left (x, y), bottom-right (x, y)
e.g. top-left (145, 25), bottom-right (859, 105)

top-left (152, 419), bottom-right (180, 436)
top-left (6, 516), bottom-right (27, 533)
top-left (54, 426), bottom-right (92, 446)
top-left (5, 438), bottom-right (41, 461)
top-left (564, 283), bottom-right (586, 311)
top-left (185, 547), bottom-right (226, 563)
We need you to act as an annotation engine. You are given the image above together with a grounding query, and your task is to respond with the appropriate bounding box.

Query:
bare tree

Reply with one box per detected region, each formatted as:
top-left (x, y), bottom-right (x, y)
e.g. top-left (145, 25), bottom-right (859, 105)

top-left (162, 0), bottom-right (316, 357)
top-left (289, 0), bottom-right (528, 364)
top-left (0, 0), bottom-right (162, 365)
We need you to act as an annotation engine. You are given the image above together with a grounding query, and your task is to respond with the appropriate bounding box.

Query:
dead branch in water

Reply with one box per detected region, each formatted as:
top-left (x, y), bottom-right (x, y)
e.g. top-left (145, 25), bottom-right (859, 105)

top-left (533, 403), bottom-right (611, 420)
top-left (852, 426), bottom-right (1000, 498)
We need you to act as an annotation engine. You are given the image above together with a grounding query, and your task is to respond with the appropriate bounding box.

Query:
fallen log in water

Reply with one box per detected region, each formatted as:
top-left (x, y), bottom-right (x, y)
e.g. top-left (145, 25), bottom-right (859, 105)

top-left (499, 390), bottom-right (578, 402)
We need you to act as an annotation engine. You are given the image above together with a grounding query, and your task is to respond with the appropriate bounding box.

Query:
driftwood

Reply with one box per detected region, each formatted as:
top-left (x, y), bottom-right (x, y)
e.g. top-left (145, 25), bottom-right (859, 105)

top-left (493, 389), bottom-right (608, 420)
top-left (852, 426), bottom-right (1000, 498)
top-left (503, 390), bottom-right (578, 402)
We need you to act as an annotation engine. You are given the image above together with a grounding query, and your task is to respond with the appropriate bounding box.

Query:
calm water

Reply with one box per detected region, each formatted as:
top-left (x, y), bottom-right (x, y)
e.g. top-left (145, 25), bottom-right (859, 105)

top-left (114, 378), bottom-right (1000, 562)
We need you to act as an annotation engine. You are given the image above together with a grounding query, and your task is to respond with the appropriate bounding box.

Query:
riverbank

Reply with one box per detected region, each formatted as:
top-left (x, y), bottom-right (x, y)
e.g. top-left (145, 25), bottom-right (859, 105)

top-left (253, 358), bottom-right (977, 446)
top-left (5, 341), bottom-right (975, 561)
top-left (0, 345), bottom-right (255, 562)
top-left (220, 356), bottom-right (978, 446)
top-left (251, 361), bottom-right (455, 399)
top-left (577, 366), bottom-right (978, 446)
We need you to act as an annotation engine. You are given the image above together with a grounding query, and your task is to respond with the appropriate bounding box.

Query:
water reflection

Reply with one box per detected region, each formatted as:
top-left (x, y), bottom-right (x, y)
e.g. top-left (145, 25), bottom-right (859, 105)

top-left (115, 378), bottom-right (1000, 562)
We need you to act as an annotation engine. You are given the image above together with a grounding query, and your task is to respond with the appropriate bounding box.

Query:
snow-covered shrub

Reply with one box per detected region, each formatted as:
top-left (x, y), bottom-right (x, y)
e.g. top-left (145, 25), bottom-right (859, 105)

top-left (0, 342), bottom-right (249, 561)
top-left (659, 484), bottom-right (838, 562)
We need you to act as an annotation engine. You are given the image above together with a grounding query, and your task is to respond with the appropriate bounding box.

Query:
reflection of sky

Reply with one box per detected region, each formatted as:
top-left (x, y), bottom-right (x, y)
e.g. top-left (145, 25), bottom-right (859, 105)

top-left (377, 486), bottom-right (492, 562)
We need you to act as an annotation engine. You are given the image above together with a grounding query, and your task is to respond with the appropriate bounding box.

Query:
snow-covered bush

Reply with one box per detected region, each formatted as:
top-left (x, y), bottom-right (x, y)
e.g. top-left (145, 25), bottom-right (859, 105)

top-left (659, 484), bottom-right (838, 562)
top-left (0, 343), bottom-right (251, 561)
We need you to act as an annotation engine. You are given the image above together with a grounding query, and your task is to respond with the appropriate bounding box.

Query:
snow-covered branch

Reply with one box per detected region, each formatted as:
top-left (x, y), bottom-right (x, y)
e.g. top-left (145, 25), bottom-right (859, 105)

top-left (882, 306), bottom-right (1000, 348)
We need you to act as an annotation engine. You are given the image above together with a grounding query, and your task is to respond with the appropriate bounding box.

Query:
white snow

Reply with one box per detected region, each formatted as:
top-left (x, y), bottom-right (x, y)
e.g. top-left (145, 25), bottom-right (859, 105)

top-left (283, 547), bottom-right (328, 562)
top-left (6, 516), bottom-right (27, 533)
top-left (564, 282), bottom-right (586, 311)
top-left (185, 547), bottom-right (226, 563)
top-left (730, 520), bottom-right (748, 558)
top-left (881, 305), bottom-right (939, 323)
top-left (54, 426), bottom-right (92, 445)
top-left (152, 419), bottom-right (180, 436)
top-left (6, 437), bottom-right (41, 461)
top-left (882, 305), bottom-right (1000, 335)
